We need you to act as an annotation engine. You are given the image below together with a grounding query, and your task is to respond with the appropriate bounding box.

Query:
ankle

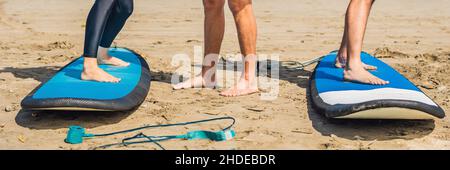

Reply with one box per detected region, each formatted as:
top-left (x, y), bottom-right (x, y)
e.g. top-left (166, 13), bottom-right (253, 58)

top-left (241, 73), bottom-right (256, 83)
top-left (98, 47), bottom-right (112, 59)
top-left (83, 67), bottom-right (98, 74)
top-left (84, 56), bottom-right (98, 65)
top-left (346, 59), bottom-right (364, 69)
top-left (338, 54), bottom-right (347, 60)
top-left (83, 64), bottom-right (100, 73)
top-left (99, 53), bottom-right (112, 60)
top-left (201, 75), bottom-right (216, 85)
top-left (201, 68), bottom-right (217, 81)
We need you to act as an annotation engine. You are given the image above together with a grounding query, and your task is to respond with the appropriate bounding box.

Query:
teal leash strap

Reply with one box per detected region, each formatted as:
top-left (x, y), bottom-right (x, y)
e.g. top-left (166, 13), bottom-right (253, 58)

top-left (94, 130), bottom-right (237, 150)
top-left (184, 130), bottom-right (236, 141)
top-left (65, 126), bottom-right (95, 144)
top-left (66, 116), bottom-right (236, 149)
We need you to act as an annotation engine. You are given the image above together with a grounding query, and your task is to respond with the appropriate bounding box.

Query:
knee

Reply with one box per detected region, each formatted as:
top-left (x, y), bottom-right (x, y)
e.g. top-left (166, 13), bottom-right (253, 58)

top-left (124, 6), bottom-right (133, 17)
top-left (364, 0), bottom-right (375, 5)
top-left (104, 0), bottom-right (116, 4)
top-left (203, 0), bottom-right (225, 12)
top-left (350, 0), bottom-right (375, 5)
top-left (120, 0), bottom-right (134, 17)
top-left (228, 0), bottom-right (252, 14)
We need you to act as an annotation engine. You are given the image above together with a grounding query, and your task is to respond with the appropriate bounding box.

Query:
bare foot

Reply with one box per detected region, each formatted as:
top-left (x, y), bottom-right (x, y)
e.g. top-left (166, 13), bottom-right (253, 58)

top-left (362, 63), bottom-right (377, 70)
top-left (220, 78), bottom-right (259, 97)
top-left (98, 56), bottom-right (130, 67)
top-left (344, 68), bottom-right (389, 85)
top-left (335, 55), bottom-right (377, 70)
top-left (335, 54), bottom-right (346, 68)
top-left (81, 66), bottom-right (121, 83)
top-left (98, 47), bottom-right (130, 67)
top-left (172, 76), bottom-right (216, 90)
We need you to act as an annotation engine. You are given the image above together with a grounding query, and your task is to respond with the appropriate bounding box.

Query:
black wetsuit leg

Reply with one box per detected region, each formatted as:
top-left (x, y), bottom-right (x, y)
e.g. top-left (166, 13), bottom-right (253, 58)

top-left (100, 0), bottom-right (134, 48)
top-left (83, 0), bottom-right (134, 58)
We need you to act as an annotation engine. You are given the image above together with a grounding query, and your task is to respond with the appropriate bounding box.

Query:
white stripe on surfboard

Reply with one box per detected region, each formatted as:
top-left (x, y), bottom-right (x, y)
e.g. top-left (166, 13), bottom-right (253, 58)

top-left (318, 88), bottom-right (437, 106)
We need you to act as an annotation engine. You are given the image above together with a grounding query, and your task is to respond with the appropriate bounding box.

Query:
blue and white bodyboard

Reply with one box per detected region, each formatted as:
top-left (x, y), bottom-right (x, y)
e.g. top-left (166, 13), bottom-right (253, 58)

top-left (310, 51), bottom-right (445, 119)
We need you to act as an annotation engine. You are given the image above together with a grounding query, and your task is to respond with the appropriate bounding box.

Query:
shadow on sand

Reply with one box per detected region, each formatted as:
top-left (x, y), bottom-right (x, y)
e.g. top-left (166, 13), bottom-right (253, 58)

top-left (0, 66), bottom-right (61, 82)
top-left (15, 109), bottom-right (135, 130)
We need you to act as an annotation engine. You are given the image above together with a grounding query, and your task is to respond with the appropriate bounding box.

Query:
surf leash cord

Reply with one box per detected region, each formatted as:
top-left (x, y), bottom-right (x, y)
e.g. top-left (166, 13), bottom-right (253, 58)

top-left (282, 55), bottom-right (328, 70)
top-left (65, 116), bottom-right (236, 150)
top-left (282, 50), bottom-right (346, 70)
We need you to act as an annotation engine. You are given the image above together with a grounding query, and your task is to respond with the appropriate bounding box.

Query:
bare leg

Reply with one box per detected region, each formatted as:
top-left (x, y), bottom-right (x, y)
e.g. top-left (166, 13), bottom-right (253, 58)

top-left (343, 0), bottom-right (388, 85)
top-left (335, 19), bottom-right (349, 69)
top-left (81, 57), bottom-right (121, 83)
top-left (173, 0), bottom-right (225, 90)
top-left (220, 0), bottom-right (258, 97)
top-left (336, 11), bottom-right (376, 70)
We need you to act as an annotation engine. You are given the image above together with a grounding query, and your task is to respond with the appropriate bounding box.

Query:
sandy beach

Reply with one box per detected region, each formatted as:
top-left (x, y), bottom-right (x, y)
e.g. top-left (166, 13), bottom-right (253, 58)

top-left (0, 0), bottom-right (449, 150)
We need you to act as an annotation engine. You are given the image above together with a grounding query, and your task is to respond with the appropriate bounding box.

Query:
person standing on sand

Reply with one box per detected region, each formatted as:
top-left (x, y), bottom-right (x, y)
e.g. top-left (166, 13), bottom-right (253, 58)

top-left (81, 0), bottom-right (133, 83)
top-left (173, 0), bottom-right (258, 97)
top-left (335, 0), bottom-right (389, 85)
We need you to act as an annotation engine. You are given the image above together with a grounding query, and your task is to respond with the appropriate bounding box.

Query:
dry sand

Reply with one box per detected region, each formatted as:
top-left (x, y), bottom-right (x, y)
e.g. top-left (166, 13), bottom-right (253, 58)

top-left (0, 0), bottom-right (449, 150)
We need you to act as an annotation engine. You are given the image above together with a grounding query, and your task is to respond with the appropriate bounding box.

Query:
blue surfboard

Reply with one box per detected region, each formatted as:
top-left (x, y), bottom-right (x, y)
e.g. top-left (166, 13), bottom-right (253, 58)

top-left (310, 51), bottom-right (445, 119)
top-left (21, 48), bottom-right (151, 111)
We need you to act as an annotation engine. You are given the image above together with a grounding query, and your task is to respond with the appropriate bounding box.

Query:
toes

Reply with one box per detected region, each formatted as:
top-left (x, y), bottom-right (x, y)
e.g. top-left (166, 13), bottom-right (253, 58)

top-left (173, 82), bottom-right (188, 90)
top-left (172, 85), bottom-right (181, 90)
top-left (219, 92), bottom-right (228, 96)
top-left (365, 65), bottom-right (377, 70)
top-left (372, 79), bottom-right (380, 85)
top-left (220, 91), bottom-right (232, 97)
top-left (101, 57), bottom-right (130, 67)
top-left (372, 78), bottom-right (389, 85)
top-left (376, 78), bottom-right (388, 85)
top-left (362, 63), bottom-right (377, 70)
top-left (105, 74), bottom-right (120, 83)
top-left (120, 60), bottom-right (130, 67)
top-left (375, 80), bottom-right (382, 85)
top-left (220, 88), bottom-right (258, 97)
top-left (172, 83), bottom-right (183, 90)
top-left (173, 78), bottom-right (207, 90)
top-left (107, 78), bottom-right (120, 83)
top-left (119, 62), bottom-right (130, 67)
top-left (220, 89), bottom-right (237, 97)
